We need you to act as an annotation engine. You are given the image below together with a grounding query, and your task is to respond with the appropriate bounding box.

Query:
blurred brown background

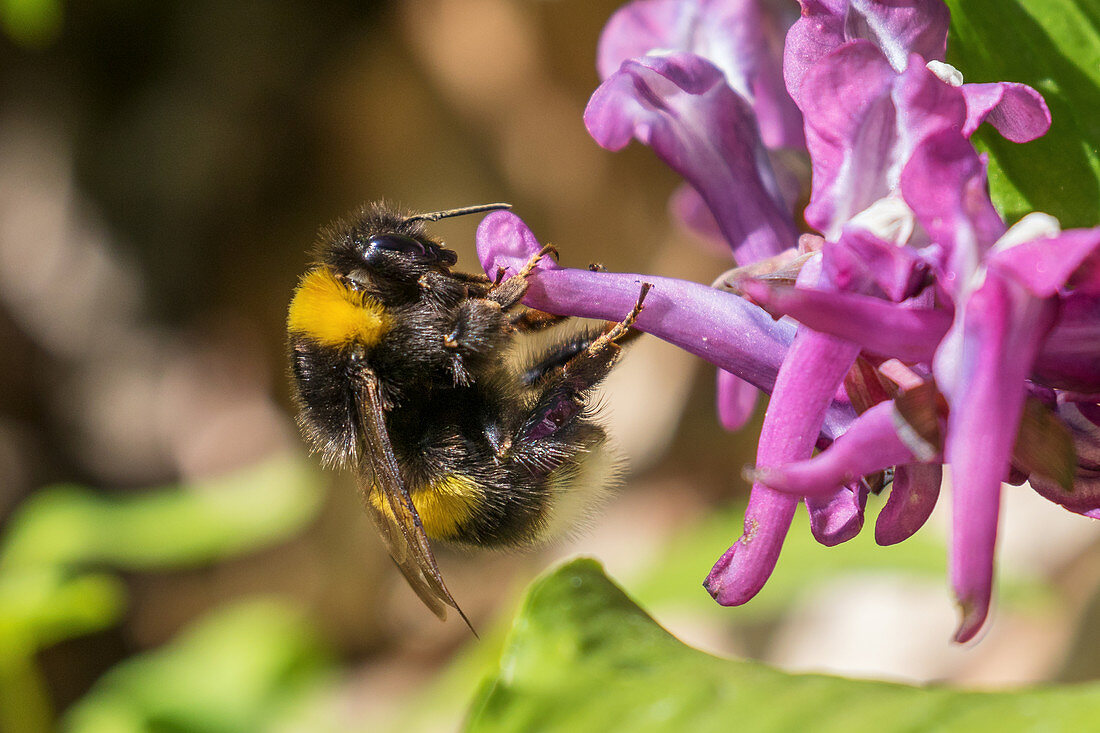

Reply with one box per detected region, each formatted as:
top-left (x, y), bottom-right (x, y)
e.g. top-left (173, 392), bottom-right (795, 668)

top-left (0, 0), bottom-right (755, 722)
top-left (3, 1), bottom-right (1100, 730)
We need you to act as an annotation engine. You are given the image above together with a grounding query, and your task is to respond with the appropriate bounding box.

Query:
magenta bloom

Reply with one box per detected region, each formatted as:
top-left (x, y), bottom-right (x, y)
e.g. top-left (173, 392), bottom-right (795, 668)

top-left (724, 2), bottom-right (1085, 641)
top-left (475, 212), bottom-right (859, 442)
top-left (588, 0), bottom-right (812, 432)
top-left (484, 0), bottom-right (1096, 644)
top-left (597, 0), bottom-right (803, 150)
top-left (586, 52), bottom-right (798, 265)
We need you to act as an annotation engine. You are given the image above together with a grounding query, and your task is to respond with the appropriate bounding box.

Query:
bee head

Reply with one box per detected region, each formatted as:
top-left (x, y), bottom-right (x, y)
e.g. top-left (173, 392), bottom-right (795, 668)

top-left (319, 204), bottom-right (458, 287)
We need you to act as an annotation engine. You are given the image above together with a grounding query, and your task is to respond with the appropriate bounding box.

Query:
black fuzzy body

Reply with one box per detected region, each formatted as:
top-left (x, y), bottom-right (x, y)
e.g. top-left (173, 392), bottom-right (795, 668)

top-left (288, 203), bottom-right (628, 547)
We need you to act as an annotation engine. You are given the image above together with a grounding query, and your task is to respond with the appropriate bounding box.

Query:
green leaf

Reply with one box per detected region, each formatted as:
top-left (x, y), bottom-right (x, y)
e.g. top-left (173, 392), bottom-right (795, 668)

top-left (0, 0), bottom-right (62, 47)
top-left (466, 559), bottom-right (1100, 733)
top-left (0, 569), bottom-right (126, 649)
top-left (0, 567), bottom-right (125, 730)
top-left (0, 457), bottom-right (324, 732)
top-left (0, 455), bottom-right (323, 571)
top-left (0, 570), bottom-right (125, 733)
top-left (62, 599), bottom-right (333, 733)
top-left (946, 0), bottom-right (1100, 227)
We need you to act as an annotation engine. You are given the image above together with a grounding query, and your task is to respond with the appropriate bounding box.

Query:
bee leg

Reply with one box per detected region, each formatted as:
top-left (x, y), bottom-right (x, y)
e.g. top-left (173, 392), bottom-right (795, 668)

top-left (509, 308), bottom-right (568, 333)
top-left (418, 269), bottom-right (470, 309)
top-left (519, 331), bottom-right (600, 386)
top-left (560, 282), bottom-right (649, 378)
top-left (449, 271), bottom-right (492, 285)
top-left (517, 284), bottom-right (651, 441)
top-left (522, 282), bottom-right (650, 382)
top-left (487, 244), bottom-right (557, 310)
top-left (589, 282), bottom-right (650, 348)
top-left (441, 298), bottom-right (508, 382)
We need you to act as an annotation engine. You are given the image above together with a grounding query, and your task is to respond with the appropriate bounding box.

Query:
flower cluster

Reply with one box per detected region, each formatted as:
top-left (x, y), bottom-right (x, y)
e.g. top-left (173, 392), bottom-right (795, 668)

top-left (477, 0), bottom-right (1100, 642)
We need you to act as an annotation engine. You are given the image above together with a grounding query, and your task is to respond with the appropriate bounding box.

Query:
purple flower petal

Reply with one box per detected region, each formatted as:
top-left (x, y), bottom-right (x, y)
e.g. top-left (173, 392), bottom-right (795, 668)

top-left (717, 368), bottom-right (760, 431)
top-left (784, 0), bottom-right (950, 108)
top-left (799, 41), bottom-right (897, 237)
top-left (476, 208), bottom-right (551, 277)
top-left (1028, 401), bottom-right (1100, 518)
top-left (960, 82), bottom-right (1051, 142)
top-left (705, 492), bottom-right (798, 607)
top-left (1068, 245), bottom-right (1100, 295)
top-left (990, 228), bottom-right (1100, 298)
top-left (705, 321), bottom-right (862, 605)
top-left (477, 211), bottom-right (791, 391)
top-left (585, 52), bottom-right (798, 263)
top-left (807, 481), bottom-right (868, 546)
top-left (670, 183), bottom-right (726, 247)
top-left (875, 463), bottom-right (942, 545)
top-left (1078, 403), bottom-right (1100, 424)
top-left (740, 278), bottom-right (952, 362)
top-left (750, 401), bottom-right (924, 496)
top-left (800, 44), bottom-right (967, 238)
top-left (934, 271), bottom-right (1058, 643)
top-left (596, 0), bottom-right (689, 80)
top-left (823, 227), bottom-right (930, 302)
top-left (597, 0), bottom-right (804, 149)
top-left (477, 212), bottom-right (859, 445)
top-left (1033, 292), bottom-right (1100, 393)
top-left (901, 130), bottom-right (1006, 291)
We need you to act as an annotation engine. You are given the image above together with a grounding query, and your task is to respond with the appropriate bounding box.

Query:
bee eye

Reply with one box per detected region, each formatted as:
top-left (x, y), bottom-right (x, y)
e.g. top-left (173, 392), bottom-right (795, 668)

top-left (367, 234), bottom-right (429, 256)
top-left (363, 233), bottom-right (457, 269)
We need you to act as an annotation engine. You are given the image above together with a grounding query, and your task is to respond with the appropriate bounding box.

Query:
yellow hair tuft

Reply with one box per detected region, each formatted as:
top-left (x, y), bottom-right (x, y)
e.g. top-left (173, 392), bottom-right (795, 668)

top-left (287, 268), bottom-right (390, 348)
top-left (370, 474), bottom-right (483, 540)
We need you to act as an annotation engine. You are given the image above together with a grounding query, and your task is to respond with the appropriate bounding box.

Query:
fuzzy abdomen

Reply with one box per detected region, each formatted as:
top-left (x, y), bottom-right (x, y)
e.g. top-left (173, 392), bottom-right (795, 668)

top-left (290, 338), bottom-right (360, 468)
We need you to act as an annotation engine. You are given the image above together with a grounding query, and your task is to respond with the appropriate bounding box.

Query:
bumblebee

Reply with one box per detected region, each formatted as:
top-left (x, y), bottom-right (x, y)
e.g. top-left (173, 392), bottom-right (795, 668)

top-left (287, 202), bottom-right (648, 627)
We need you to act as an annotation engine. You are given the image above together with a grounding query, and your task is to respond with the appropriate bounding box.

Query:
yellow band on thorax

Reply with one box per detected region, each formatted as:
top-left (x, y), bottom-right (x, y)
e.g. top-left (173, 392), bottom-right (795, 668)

top-left (287, 268), bottom-right (390, 348)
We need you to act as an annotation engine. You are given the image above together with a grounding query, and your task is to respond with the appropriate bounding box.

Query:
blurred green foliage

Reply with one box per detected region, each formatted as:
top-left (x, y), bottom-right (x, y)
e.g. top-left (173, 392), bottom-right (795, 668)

top-left (1, 456), bottom-right (323, 570)
top-left (372, 622), bottom-right (511, 733)
top-left (62, 600), bottom-right (331, 733)
top-left (946, 0), bottom-right (1100, 227)
top-left (0, 456), bottom-right (325, 733)
top-left (466, 559), bottom-right (1100, 733)
top-left (632, 502), bottom-right (1055, 623)
top-left (0, 0), bottom-right (61, 47)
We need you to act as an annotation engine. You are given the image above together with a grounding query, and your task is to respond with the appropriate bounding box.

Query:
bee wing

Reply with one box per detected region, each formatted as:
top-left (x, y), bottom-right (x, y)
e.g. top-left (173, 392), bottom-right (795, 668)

top-left (355, 370), bottom-right (475, 632)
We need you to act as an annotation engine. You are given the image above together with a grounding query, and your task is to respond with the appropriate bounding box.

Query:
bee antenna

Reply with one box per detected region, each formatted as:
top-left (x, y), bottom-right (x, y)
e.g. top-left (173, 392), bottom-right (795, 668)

top-left (405, 203), bottom-right (512, 224)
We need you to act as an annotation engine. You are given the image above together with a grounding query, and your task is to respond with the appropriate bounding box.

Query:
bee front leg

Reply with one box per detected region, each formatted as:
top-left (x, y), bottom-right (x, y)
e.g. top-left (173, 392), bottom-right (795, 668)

top-left (418, 270), bottom-right (468, 309)
top-left (487, 244), bottom-right (557, 311)
top-left (440, 298), bottom-right (510, 386)
top-left (440, 245), bottom-right (562, 380)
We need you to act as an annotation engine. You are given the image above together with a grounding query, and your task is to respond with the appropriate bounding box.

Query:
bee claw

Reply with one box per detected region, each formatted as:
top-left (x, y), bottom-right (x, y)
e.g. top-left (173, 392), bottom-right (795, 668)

top-left (589, 282), bottom-right (651, 352)
top-left (487, 245), bottom-right (557, 310)
top-left (516, 244), bottom-right (557, 279)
